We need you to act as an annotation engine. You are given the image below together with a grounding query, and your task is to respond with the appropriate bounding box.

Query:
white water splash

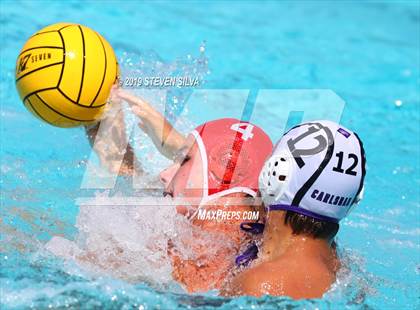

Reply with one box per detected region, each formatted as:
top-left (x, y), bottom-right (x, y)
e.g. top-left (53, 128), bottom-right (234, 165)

top-left (45, 46), bottom-right (210, 290)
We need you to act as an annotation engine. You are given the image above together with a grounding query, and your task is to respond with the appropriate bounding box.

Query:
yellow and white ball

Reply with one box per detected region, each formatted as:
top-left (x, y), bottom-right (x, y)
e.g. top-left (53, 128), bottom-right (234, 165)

top-left (15, 23), bottom-right (119, 127)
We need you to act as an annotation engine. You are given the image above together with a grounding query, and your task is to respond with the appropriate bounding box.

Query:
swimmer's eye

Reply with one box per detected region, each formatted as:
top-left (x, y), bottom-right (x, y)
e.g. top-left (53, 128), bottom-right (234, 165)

top-left (180, 155), bottom-right (191, 166)
top-left (174, 151), bottom-right (191, 166)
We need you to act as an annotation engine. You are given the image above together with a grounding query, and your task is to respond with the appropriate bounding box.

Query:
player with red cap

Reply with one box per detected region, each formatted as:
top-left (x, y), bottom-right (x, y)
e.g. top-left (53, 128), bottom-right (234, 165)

top-left (159, 118), bottom-right (272, 292)
top-left (161, 118), bottom-right (271, 207)
top-left (100, 90), bottom-right (273, 292)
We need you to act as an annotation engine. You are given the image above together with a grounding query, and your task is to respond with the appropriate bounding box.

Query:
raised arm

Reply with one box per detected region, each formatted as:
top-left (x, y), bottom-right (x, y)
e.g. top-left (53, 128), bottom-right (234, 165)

top-left (115, 89), bottom-right (186, 160)
top-left (84, 89), bottom-right (141, 176)
top-left (84, 88), bottom-right (186, 176)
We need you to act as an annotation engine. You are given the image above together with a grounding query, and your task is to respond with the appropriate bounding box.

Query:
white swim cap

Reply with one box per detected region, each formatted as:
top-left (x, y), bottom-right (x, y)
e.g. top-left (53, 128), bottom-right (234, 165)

top-left (259, 120), bottom-right (366, 223)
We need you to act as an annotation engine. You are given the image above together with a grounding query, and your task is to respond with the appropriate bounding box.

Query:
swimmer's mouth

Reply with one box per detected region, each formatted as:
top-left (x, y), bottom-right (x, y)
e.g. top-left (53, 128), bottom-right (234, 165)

top-left (163, 191), bottom-right (174, 198)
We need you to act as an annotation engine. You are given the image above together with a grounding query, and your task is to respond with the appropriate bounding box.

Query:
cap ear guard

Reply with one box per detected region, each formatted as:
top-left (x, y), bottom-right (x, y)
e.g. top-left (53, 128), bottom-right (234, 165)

top-left (258, 150), bottom-right (293, 207)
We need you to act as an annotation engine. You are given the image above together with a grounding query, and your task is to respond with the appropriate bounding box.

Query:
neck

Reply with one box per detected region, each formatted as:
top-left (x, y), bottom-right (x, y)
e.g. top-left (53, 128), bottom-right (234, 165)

top-left (260, 212), bottom-right (333, 261)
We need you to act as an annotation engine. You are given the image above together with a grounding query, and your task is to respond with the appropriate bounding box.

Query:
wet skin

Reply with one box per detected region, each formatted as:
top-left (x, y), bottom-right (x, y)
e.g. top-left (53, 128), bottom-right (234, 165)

top-left (221, 211), bottom-right (340, 299)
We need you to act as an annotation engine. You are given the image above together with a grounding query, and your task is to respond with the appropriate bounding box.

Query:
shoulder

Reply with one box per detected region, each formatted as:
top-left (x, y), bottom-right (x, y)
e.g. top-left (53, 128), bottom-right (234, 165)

top-left (222, 258), bottom-right (334, 299)
top-left (221, 262), bottom-right (288, 297)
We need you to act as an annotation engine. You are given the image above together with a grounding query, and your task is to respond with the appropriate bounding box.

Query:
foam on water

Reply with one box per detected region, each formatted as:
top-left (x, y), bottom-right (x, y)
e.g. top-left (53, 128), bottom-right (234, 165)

top-left (46, 199), bottom-right (180, 288)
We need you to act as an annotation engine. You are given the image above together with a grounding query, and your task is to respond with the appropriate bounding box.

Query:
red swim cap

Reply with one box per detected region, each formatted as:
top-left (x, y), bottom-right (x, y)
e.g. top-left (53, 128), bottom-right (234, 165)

top-left (191, 118), bottom-right (273, 202)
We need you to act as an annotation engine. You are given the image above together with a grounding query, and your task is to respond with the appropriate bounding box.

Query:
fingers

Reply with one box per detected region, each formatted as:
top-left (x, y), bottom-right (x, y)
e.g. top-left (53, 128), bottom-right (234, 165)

top-left (108, 86), bottom-right (122, 103)
top-left (116, 89), bottom-right (143, 106)
top-left (116, 90), bottom-right (148, 118)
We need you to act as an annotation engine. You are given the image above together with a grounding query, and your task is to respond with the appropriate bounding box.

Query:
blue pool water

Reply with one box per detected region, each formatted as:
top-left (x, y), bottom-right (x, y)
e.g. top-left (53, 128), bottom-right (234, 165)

top-left (1, 1), bottom-right (419, 309)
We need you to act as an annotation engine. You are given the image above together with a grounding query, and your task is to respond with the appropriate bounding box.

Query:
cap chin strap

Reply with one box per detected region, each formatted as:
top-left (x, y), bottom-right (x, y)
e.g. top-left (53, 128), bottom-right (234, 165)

top-left (190, 130), bottom-right (209, 200)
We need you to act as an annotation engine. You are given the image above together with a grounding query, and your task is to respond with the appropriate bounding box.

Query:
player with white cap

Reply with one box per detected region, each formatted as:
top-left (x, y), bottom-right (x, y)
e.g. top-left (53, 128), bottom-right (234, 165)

top-left (223, 120), bottom-right (366, 299)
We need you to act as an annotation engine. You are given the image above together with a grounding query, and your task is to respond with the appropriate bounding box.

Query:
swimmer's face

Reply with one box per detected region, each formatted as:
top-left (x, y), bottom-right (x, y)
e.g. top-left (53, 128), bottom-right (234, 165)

top-left (159, 135), bottom-right (204, 205)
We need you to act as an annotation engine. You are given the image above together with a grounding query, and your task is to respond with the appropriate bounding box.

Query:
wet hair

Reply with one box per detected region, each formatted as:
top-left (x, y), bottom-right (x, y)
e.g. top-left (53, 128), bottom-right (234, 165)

top-left (284, 211), bottom-right (339, 240)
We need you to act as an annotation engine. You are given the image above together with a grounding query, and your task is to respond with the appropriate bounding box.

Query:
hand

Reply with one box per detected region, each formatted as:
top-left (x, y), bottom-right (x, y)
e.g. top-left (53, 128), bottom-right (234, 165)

top-left (108, 84), bottom-right (123, 106)
top-left (114, 89), bottom-right (156, 132)
top-left (115, 89), bottom-right (148, 119)
top-left (114, 89), bottom-right (186, 160)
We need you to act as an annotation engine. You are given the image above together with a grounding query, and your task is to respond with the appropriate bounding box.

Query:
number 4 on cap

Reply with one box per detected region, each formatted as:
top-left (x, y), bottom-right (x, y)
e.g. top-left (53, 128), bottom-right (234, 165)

top-left (231, 123), bottom-right (254, 141)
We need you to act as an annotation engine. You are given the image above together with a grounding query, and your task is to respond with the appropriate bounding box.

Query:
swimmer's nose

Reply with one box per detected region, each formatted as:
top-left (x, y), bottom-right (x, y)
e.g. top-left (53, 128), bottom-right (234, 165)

top-left (159, 163), bottom-right (179, 186)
